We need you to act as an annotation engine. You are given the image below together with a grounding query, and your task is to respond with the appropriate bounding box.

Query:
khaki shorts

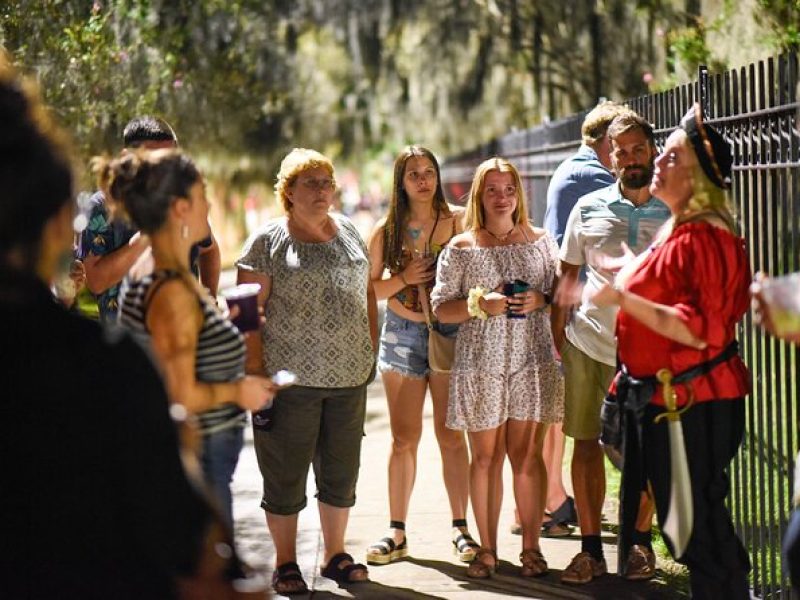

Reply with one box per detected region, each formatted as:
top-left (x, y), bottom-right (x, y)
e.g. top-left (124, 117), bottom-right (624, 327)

top-left (561, 339), bottom-right (616, 440)
top-left (253, 383), bottom-right (367, 515)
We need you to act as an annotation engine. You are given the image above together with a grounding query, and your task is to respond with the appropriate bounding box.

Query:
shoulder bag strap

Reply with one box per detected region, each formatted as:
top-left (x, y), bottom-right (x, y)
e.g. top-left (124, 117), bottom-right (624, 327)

top-left (419, 285), bottom-right (435, 331)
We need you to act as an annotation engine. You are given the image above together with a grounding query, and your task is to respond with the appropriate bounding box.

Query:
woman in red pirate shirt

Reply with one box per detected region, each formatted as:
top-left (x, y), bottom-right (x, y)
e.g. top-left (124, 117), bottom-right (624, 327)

top-left (593, 103), bottom-right (752, 600)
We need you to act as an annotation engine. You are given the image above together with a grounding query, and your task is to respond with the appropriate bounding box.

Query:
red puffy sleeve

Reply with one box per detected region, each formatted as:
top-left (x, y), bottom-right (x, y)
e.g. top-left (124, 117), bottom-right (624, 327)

top-left (618, 221), bottom-right (752, 405)
top-left (653, 222), bottom-right (751, 347)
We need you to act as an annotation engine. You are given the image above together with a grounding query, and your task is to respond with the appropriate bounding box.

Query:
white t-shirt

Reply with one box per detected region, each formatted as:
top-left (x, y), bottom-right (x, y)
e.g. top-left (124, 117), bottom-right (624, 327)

top-left (559, 183), bottom-right (671, 365)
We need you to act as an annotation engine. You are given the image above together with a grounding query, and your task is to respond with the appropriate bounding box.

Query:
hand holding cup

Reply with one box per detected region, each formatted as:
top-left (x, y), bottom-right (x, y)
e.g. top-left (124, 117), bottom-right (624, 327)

top-left (506, 289), bottom-right (546, 316)
top-left (503, 279), bottom-right (532, 318)
top-left (481, 290), bottom-right (509, 317)
top-left (221, 283), bottom-right (262, 333)
top-left (237, 375), bottom-right (277, 411)
top-left (751, 272), bottom-right (800, 344)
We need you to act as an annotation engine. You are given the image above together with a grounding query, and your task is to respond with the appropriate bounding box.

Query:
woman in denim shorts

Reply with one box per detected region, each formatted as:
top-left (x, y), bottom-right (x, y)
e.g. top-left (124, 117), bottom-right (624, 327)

top-left (365, 146), bottom-right (478, 565)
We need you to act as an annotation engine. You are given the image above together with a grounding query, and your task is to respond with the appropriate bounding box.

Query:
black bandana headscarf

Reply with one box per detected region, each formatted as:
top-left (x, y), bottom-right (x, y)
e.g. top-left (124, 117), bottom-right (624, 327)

top-left (679, 102), bottom-right (733, 190)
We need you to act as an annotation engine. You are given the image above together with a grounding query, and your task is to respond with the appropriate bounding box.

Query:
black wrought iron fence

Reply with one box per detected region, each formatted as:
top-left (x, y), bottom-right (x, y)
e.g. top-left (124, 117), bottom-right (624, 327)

top-left (441, 53), bottom-right (800, 598)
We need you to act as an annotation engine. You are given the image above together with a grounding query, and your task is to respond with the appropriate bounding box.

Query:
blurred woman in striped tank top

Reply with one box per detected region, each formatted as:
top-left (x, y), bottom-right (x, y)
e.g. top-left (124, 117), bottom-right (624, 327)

top-left (110, 149), bottom-right (276, 530)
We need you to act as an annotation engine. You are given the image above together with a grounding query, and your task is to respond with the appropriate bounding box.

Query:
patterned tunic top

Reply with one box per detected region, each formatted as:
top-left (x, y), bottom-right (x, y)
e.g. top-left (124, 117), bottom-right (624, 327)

top-left (431, 234), bottom-right (564, 431)
top-left (237, 214), bottom-right (374, 388)
top-left (119, 270), bottom-right (246, 434)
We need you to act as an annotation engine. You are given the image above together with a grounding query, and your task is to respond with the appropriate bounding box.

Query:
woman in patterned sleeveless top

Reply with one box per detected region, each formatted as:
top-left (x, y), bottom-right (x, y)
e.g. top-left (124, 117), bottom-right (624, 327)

top-left (109, 150), bottom-right (275, 529)
top-left (365, 146), bottom-right (478, 566)
top-left (237, 148), bottom-right (377, 594)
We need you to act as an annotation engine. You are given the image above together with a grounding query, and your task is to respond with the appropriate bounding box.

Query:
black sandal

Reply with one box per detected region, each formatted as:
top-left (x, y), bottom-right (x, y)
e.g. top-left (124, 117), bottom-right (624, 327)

top-left (321, 552), bottom-right (369, 584)
top-left (271, 561), bottom-right (308, 595)
top-left (547, 496), bottom-right (578, 525)
top-left (541, 520), bottom-right (574, 537)
top-left (541, 497), bottom-right (577, 537)
top-left (452, 519), bottom-right (480, 562)
top-left (366, 520), bottom-right (408, 565)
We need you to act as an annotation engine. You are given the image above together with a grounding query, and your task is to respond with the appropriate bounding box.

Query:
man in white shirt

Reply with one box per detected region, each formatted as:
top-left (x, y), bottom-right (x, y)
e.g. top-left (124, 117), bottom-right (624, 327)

top-left (554, 112), bottom-right (671, 584)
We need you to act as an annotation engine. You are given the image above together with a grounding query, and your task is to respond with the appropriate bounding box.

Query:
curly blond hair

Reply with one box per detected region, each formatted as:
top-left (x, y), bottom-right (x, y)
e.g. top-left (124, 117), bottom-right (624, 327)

top-left (275, 148), bottom-right (336, 212)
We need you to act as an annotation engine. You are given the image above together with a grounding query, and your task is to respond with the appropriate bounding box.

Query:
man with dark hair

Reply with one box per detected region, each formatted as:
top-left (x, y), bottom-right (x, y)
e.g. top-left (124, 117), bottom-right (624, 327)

top-left (80, 116), bottom-right (220, 323)
top-left (515, 102), bottom-right (634, 543)
top-left (554, 112), bottom-right (671, 584)
top-left (123, 115), bottom-right (179, 147)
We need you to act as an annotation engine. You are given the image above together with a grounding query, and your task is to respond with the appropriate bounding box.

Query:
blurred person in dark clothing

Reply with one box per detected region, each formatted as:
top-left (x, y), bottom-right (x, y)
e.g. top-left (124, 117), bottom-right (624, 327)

top-left (0, 54), bottom-right (215, 599)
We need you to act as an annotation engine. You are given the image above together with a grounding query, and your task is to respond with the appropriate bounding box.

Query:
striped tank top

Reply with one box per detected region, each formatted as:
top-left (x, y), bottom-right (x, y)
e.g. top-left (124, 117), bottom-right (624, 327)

top-left (119, 269), bottom-right (247, 434)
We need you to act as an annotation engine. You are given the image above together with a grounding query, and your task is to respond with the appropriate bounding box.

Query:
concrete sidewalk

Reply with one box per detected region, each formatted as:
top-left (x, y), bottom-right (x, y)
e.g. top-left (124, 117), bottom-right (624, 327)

top-left (231, 376), bottom-right (688, 599)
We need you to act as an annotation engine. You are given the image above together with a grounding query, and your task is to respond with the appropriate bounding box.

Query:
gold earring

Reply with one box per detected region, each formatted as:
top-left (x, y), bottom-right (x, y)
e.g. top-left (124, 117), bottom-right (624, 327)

top-left (181, 223), bottom-right (189, 239)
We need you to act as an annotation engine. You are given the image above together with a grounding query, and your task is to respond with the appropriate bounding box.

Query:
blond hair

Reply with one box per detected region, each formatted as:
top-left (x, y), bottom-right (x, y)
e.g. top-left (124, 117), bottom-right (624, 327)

top-left (465, 157), bottom-right (529, 231)
top-left (581, 101), bottom-right (634, 146)
top-left (275, 148), bottom-right (336, 212)
top-left (617, 133), bottom-right (736, 287)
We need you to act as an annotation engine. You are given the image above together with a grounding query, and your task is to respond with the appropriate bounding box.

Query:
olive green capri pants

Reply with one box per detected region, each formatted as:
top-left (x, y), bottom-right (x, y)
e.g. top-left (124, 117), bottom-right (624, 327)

top-left (254, 383), bottom-right (367, 515)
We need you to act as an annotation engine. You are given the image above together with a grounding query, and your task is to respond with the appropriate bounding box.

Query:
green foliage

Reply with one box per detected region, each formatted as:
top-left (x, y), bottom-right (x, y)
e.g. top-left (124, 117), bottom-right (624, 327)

top-left (0, 0), bottom-right (667, 172)
top-left (667, 25), bottom-right (712, 73)
top-left (755, 0), bottom-right (800, 51)
top-left (0, 0), bottom-right (791, 182)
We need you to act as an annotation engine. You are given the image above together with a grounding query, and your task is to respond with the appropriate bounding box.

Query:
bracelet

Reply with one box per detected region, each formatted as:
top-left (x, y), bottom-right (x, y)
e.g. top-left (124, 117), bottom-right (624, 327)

top-left (467, 286), bottom-right (489, 320)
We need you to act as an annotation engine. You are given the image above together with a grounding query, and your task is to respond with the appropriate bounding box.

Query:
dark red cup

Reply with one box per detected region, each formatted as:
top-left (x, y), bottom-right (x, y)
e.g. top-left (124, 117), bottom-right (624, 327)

top-left (221, 283), bottom-right (261, 332)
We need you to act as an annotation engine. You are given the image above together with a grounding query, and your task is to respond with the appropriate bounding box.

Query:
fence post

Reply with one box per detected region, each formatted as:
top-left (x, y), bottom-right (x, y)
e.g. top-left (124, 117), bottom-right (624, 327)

top-left (698, 64), bottom-right (710, 115)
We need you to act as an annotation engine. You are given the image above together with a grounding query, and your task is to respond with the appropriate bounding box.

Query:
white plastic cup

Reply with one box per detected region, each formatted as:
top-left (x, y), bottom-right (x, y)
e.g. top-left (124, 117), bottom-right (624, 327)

top-left (759, 272), bottom-right (800, 335)
top-left (53, 274), bottom-right (77, 305)
top-left (221, 283), bottom-right (262, 332)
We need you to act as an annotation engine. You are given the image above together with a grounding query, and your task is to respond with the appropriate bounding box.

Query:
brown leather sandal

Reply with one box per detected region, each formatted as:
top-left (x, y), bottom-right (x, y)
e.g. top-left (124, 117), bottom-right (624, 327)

top-left (466, 548), bottom-right (497, 579)
top-left (519, 548), bottom-right (548, 577)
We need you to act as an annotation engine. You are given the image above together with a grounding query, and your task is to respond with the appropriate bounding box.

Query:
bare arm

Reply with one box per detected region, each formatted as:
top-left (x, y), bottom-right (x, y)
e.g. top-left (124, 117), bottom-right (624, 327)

top-left (592, 283), bottom-right (707, 350)
top-left (197, 231), bottom-right (221, 297)
top-left (551, 261), bottom-right (581, 351)
top-left (367, 278), bottom-right (379, 353)
top-left (84, 231), bottom-right (150, 294)
top-left (548, 271), bottom-right (560, 344)
top-left (147, 278), bottom-right (273, 413)
top-left (435, 291), bottom-right (508, 324)
top-left (237, 269), bottom-right (272, 375)
top-left (367, 224), bottom-right (403, 300)
top-left (434, 297), bottom-right (471, 324)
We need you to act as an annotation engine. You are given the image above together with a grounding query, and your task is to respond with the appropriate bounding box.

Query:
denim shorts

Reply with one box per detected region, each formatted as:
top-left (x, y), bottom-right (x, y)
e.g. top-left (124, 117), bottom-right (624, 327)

top-left (378, 308), bottom-right (459, 379)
